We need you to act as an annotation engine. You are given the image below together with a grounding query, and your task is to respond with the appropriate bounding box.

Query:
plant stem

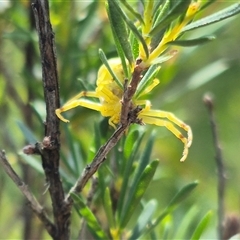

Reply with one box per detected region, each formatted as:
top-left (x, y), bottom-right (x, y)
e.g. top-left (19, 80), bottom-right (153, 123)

top-left (203, 94), bottom-right (225, 240)
top-left (32, 0), bottom-right (71, 239)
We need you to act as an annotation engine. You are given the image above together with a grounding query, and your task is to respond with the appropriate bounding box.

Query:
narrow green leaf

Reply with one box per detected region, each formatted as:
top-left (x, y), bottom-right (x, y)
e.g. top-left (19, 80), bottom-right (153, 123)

top-left (167, 181), bottom-right (199, 210)
top-left (62, 124), bottom-right (80, 177)
top-left (123, 129), bottom-right (140, 160)
top-left (98, 49), bottom-right (123, 89)
top-left (190, 211), bottom-right (213, 240)
top-left (149, 0), bottom-right (191, 36)
top-left (150, 49), bottom-right (177, 65)
top-left (29, 102), bottom-right (44, 125)
top-left (16, 120), bottom-right (38, 143)
top-left (71, 193), bottom-right (108, 239)
top-left (151, 0), bottom-right (171, 50)
top-left (130, 199), bottom-right (158, 239)
top-left (161, 214), bottom-right (173, 240)
top-left (120, 131), bottom-right (155, 221)
top-left (143, 209), bottom-right (169, 236)
top-left (129, 31), bottom-right (139, 59)
top-left (19, 154), bottom-right (44, 174)
top-left (142, 181), bottom-right (199, 236)
top-left (96, 164), bottom-right (107, 200)
top-left (120, 0), bottom-right (144, 24)
top-left (130, 131), bottom-right (155, 184)
top-left (109, 0), bottom-right (149, 58)
top-left (182, 3), bottom-right (240, 32)
top-left (153, 1), bottom-right (166, 19)
top-left (106, 0), bottom-right (134, 66)
top-left (174, 205), bottom-right (200, 239)
top-left (103, 188), bottom-right (115, 228)
top-left (120, 159), bottom-right (159, 228)
top-left (166, 36), bottom-right (215, 47)
top-left (135, 64), bottom-right (160, 98)
top-left (94, 122), bottom-right (102, 150)
top-left (108, 24), bottom-right (130, 80)
top-left (117, 130), bottom-right (145, 219)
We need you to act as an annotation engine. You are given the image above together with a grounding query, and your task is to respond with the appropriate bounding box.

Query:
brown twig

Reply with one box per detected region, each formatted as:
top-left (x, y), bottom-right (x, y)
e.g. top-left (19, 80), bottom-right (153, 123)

top-left (32, 0), bottom-right (71, 239)
top-left (0, 150), bottom-right (55, 236)
top-left (203, 93), bottom-right (226, 240)
top-left (120, 63), bottom-right (143, 125)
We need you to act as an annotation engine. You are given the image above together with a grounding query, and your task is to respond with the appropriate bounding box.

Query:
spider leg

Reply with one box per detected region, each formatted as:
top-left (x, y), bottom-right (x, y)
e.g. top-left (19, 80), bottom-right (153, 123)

top-left (139, 109), bottom-right (192, 162)
top-left (56, 91), bottom-right (101, 122)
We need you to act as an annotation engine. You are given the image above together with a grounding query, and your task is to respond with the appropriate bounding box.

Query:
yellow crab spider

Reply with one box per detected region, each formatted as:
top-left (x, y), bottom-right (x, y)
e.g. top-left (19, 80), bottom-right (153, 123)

top-left (56, 58), bottom-right (192, 162)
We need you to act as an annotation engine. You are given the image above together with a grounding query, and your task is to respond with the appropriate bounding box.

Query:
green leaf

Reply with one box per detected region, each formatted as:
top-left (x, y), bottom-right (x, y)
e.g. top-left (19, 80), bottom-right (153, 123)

top-left (130, 131), bottom-right (155, 184)
top-left (98, 49), bottom-right (123, 89)
top-left (119, 131), bottom-right (155, 221)
top-left (166, 36), bottom-right (215, 47)
top-left (106, 0), bottom-right (134, 66)
top-left (109, 0), bottom-right (149, 58)
top-left (167, 181), bottom-right (199, 210)
top-left (71, 193), bottom-right (108, 240)
top-left (153, 1), bottom-right (166, 19)
top-left (16, 120), bottom-right (38, 143)
top-left (62, 124), bottom-right (81, 177)
top-left (142, 181), bottom-right (199, 236)
top-left (129, 32), bottom-right (139, 60)
top-left (123, 129), bottom-right (140, 160)
top-left (150, 0), bottom-right (171, 50)
top-left (149, 0), bottom-right (191, 36)
top-left (103, 188), bottom-right (115, 229)
top-left (135, 63), bottom-right (161, 98)
top-left (120, 0), bottom-right (144, 25)
top-left (94, 122), bottom-right (102, 150)
top-left (182, 3), bottom-right (240, 32)
top-left (19, 154), bottom-right (44, 174)
top-left (150, 49), bottom-right (177, 65)
top-left (130, 199), bottom-right (158, 239)
top-left (120, 159), bottom-right (159, 228)
top-left (117, 130), bottom-right (145, 218)
top-left (190, 211), bottom-right (213, 240)
top-left (174, 205), bottom-right (200, 239)
top-left (29, 102), bottom-right (45, 125)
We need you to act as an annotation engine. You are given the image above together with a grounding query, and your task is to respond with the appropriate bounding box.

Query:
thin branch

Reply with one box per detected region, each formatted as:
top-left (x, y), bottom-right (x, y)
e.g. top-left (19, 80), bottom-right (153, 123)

top-left (32, 0), bottom-right (71, 239)
top-left (65, 119), bottom-right (130, 204)
top-left (203, 93), bottom-right (226, 240)
top-left (0, 150), bottom-right (55, 236)
top-left (120, 63), bottom-right (144, 125)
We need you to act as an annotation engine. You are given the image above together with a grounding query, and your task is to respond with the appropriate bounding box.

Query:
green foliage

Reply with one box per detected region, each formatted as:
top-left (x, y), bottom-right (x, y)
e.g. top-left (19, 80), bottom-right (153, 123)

top-left (1, 1), bottom-right (240, 239)
top-left (99, 48), bottom-right (124, 88)
top-left (71, 192), bottom-right (109, 239)
top-left (190, 211), bottom-right (213, 240)
top-left (183, 3), bottom-right (240, 32)
top-left (106, 0), bottom-right (134, 69)
top-left (67, 128), bottom-right (199, 239)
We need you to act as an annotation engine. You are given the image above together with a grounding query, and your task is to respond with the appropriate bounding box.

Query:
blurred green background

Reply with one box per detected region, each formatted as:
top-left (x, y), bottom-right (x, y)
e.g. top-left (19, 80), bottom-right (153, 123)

top-left (0, 1), bottom-right (239, 239)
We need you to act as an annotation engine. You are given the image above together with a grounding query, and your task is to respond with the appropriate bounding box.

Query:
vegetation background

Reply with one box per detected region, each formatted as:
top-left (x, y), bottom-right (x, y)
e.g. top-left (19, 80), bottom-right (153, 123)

top-left (0, 1), bottom-right (239, 239)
